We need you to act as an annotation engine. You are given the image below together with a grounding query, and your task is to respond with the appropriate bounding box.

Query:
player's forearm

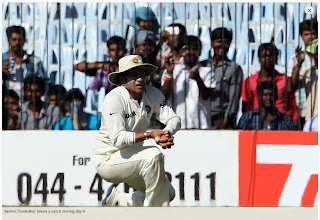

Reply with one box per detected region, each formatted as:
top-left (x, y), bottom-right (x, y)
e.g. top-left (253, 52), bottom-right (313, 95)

top-left (112, 130), bottom-right (135, 149)
top-left (163, 116), bottom-right (181, 135)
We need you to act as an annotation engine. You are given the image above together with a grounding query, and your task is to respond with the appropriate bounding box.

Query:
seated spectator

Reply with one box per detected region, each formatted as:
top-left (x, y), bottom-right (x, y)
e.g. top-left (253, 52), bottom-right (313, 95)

top-left (287, 19), bottom-right (318, 128)
top-left (48, 85), bottom-right (67, 115)
top-left (55, 88), bottom-right (101, 130)
top-left (131, 29), bottom-right (161, 88)
top-left (237, 81), bottom-right (296, 130)
top-left (127, 7), bottom-right (160, 54)
top-left (157, 23), bottom-right (187, 68)
top-left (2, 25), bottom-right (47, 97)
top-left (3, 90), bottom-right (20, 130)
top-left (288, 39), bottom-right (318, 124)
top-left (201, 27), bottom-right (243, 129)
top-left (241, 42), bottom-right (299, 125)
top-left (161, 36), bottom-right (215, 129)
top-left (73, 36), bottom-right (126, 93)
top-left (17, 75), bottom-right (61, 130)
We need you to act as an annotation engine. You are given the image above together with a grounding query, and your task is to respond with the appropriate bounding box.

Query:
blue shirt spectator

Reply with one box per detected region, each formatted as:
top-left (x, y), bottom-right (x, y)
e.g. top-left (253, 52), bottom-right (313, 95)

top-left (2, 26), bottom-right (46, 96)
top-left (237, 108), bottom-right (296, 130)
top-left (54, 113), bottom-right (101, 130)
top-left (237, 81), bottom-right (297, 131)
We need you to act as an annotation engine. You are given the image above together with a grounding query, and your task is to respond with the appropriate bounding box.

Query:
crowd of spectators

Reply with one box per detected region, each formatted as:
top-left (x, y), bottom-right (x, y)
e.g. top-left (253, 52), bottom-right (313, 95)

top-left (2, 7), bottom-right (318, 131)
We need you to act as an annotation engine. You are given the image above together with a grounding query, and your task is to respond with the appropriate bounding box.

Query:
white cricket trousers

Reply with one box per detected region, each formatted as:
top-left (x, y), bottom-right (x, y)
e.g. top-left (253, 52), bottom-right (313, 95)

top-left (94, 145), bottom-right (175, 206)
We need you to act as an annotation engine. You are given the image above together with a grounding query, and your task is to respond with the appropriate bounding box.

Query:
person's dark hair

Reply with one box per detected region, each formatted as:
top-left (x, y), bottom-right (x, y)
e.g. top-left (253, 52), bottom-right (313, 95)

top-left (258, 42), bottom-right (279, 61)
top-left (184, 35), bottom-right (202, 53)
top-left (169, 23), bottom-right (187, 38)
top-left (107, 36), bottom-right (126, 49)
top-left (4, 89), bottom-right (20, 102)
top-left (6, 25), bottom-right (26, 42)
top-left (299, 19), bottom-right (318, 35)
top-left (168, 23), bottom-right (187, 50)
top-left (211, 27), bottom-right (233, 42)
top-left (66, 88), bottom-right (85, 103)
top-left (24, 74), bottom-right (46, 94)
top-left (257, 81), bottom-right (278, 98)
top-left (48, 85), bottom-right (67, 98)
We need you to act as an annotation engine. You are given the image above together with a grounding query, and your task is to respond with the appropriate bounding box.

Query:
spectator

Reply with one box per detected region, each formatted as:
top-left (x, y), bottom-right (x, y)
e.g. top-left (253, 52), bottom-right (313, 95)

top-left (131, 29), bottom-right (161, 88)
top-left (237, 81), bottom-right (296, 130)
top-left (2, 25), bottom-right (46, 97)
top-left (129, 7), bottom-right (160, 33)
top-left (73, 36), bottom-right (126, 93)
top-left (241, 42), bottom-right (299, 125)
top-left (131, 30), bottom-right (159, 65)
top-left (161, 36), bottom-right (215, 129)
top-left (48, 85), bottom-right (67, 115)
top-left (73, 36), bottom-right (125, 114)
top-left (287, 19), bottom-right (318, 128)
top-left (17, 75), bottom-right (61, 130)
top-left (127, 7), bottom-right (160, 54)
top-left (201, 27), bottom-right (243, 129)
top-left (54, 88), bottom-right (101, 130)
top-left (303, 115), bottom-right (318, 132)
top-left (157, 23), bottom-right (187, 68)
top-left (288, 39), bottom-right (318, 125)
top-left (3, 90), bottom-right (20, 130)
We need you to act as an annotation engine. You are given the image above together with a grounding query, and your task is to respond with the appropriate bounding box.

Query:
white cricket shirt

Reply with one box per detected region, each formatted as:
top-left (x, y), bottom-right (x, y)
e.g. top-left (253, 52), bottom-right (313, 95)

top-left (94, 85), bottom-right (181, 155)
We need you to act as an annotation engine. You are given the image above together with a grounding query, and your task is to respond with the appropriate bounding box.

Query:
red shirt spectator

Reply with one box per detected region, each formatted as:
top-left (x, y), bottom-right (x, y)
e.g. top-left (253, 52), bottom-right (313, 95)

top-left (242, 71), bottom-right (299, 120)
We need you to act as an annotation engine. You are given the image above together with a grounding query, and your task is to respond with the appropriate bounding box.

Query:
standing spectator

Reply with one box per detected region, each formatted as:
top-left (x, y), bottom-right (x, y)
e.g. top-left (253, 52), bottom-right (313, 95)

top-left (287, 19), bottom-right (318, 128)
top-left (127, 7), bottom-right (160, 54)
top-left (157, 23), bottom-right (187, 68)
top-left (129, 7), bottom-right (160, 33)
top-left (288, 39), bottom-right (318, 130)
top-left (241, 42), bottom-right (299, 125)
top-left (74, 36), bottom-right (126, 113)
top-left (54, 88), bottom-right (101, 130)
top-left (161, 36), bottom-right (215, 129)
top-left (237, 81), bottom-right (296, 130)
top-left (131, 30), bottom-right (159, 66)
top-left (2, 25), bottom-right (46, 97)
top-left (201, 28), bottom-right (243, 129)
top-left (131, 29), bottom-right (161, 88)
top-left (17, 75), bottom-right (61, 130)
top-left (3, 90), bottom-right (20, 130)
top-left (73, 36), bottom-right (126, 92)
top-left (48, 85), bottom-right (67, 115)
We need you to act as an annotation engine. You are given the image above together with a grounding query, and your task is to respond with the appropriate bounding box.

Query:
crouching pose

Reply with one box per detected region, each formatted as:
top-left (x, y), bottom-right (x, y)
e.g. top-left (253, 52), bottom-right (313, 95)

top-left (93, 55), bottom-right (181, 206)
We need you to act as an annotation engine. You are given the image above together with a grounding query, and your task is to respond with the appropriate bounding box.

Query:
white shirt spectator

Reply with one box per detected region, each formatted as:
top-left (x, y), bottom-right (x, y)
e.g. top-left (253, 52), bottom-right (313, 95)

top-left (287, 52), bottom-right (312, 118)
top-left (161, 62), bottom-right (215, 129)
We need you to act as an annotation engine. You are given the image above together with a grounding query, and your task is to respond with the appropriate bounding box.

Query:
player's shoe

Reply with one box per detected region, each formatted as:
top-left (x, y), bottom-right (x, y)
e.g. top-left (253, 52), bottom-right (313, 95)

top-left (102, 185), bottom-right (119, 206)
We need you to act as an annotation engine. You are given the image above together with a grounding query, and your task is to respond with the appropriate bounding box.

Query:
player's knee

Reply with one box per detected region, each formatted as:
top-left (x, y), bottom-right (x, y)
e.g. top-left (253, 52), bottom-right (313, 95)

top-left (169, 185), bottom-right (175, 201)
top-left (145, 146), bottom-right (163, 160)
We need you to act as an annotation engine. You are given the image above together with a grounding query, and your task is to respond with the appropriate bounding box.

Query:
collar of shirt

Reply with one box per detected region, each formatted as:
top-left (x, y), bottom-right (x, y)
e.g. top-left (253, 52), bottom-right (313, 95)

top-left (213, 57), bottom-right (231, 68)
top-left (22, 101), bottom-right (48, 118)
top-left (4, 50), bottom-right (29, 61)
top-left (255, 70), bottom-right (281, 83)
top-left (119, 85), bottom-right (148, 118)
top-left (252, 107), bottom-right (282, 120)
